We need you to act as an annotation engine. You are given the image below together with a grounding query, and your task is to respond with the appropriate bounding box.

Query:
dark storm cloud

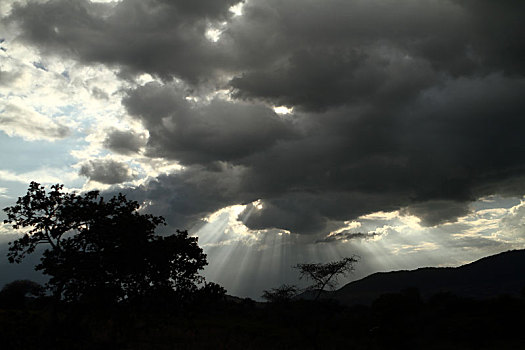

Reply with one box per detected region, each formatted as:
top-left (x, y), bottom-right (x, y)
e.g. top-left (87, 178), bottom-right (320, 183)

top-left (103, 128), bottom-right (147, 155)
top-left (234, 73), bottom-right (525, 231)
top-left (8, 0), bottom-right (525, 88)
top-left (126, 73), bottom-right (525, 233)
top-left (123, 82), bottom-right (298, 164)
top-left (79, 159), bottom-right (134, 184)
top-left (125, 164), bottom-right (254, 230)
top-left (400, 200), bottom-right (471, 227)
top-left (7, 0), bottom-right (240, 82)
top-left (236, 191), bottom-right (404, 235)
top-left (227, 0), bottom-right (525, 110)
top-left (8, 0), bottom-right (525, 234)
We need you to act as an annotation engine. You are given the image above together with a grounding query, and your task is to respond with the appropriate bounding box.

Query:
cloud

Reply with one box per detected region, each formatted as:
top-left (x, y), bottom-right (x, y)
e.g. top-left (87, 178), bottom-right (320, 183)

top-left (496, 200), bottom-right (525, 245)
top-left (400, 200), bottom-right (471, 227)
top-left (79, 159), bottom-right (134, 184)
top-left (103, 128), bottom-right (147, 155)
top-left (0, 168), bottom-right (79, 185)
top-left (226, 0), bottom-right (524, 111)
top-left (121, 72), bottom-right (525, 236)
top-left (445, 235), bottom-right (505, 250)
top-left (0, 69), bottom-right (20, 86)
top-left (7, 0), bottom-right (241, 82)
top-left (123, 82), bottom-right (298, 164)
top-left (316, 231), bottom-right (379, 244)
top-left (7, 0), bottom-right (525, 235)
top-left (123, 164), bottom-right (251, 229)
top-left (0, 103), bottom-right (70, 141)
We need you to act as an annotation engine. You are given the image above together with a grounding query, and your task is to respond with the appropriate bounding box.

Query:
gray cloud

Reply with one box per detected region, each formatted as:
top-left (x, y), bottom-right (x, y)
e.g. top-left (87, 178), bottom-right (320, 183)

top-left (8, 0), bottom-right (240, 82)
top-left (8, 0), bottom-right (525, 234)
top-left (91, 86), bottom-right (109, 100)
top-left (79, 159), bottom-right (134, 184)
top-left (124, 71), bottom-right (525, 234)
top-left (124, 82), bottom-right (298, 164)
top-left (315, 231), bottom-right (380, 244)
top-left (124, 164), bottom-right (253, 230)
top-left (8, 0), bottom-right (524, 88)
top-left (444, 235), bottom-right (506, 250)
top-left (400, 200), bottom-right (472, 227)
top-left (103, 128), bottom-right (147, 155)
top-left (227, 0), bottom-right (525, 111)
top-left (0, 69), bottom-right (20, 86)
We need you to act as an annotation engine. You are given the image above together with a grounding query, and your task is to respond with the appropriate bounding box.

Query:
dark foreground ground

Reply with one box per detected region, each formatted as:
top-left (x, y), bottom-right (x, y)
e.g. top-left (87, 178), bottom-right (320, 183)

top-left (1, 291), bottom-right (524, 349)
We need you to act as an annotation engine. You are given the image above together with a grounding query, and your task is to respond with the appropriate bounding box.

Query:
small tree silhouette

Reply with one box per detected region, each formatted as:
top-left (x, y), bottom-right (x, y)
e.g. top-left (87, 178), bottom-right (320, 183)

top-left (4, 182), bottom-right (208, 303)
top-left (295, 256), bottom-right (358, 301)
top-left (0, 279), bottom-right (45, 309)
top-left (262, 284), bottom-right (298, 303)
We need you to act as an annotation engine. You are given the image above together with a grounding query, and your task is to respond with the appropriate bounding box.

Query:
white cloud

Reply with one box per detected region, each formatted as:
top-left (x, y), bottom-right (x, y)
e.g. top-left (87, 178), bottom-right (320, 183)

top-left (0, 187), bottom-right (9, 198)
top-left (494, 199), bottom-right (525, 245)
top-left (0, 103), bottom-right (70, 141)
top-left (392, 241), bottom-right (439, 255)
top-left (0, 168), bottom-right (79, 185)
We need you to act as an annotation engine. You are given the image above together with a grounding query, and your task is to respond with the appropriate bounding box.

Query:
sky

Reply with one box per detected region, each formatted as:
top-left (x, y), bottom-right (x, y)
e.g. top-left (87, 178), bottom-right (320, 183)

top-left (0, 0), bottom-right (524, 299)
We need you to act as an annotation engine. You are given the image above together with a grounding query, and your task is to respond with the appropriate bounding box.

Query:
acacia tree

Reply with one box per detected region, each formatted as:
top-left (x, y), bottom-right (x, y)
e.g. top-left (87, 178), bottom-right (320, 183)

top-left (3, 181), bottom-right (208, 303)
top-left (295, 256), bottom-right (358, 301)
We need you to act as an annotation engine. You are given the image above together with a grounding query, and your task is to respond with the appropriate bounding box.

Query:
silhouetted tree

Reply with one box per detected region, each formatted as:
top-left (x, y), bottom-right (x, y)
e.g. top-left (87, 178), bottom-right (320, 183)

top-left (0, 279), bottom-right (44, 309)
top-left (262, 284), bottom-right (298, 303)
top-left (193, 282), bottom-right (227, 307)
top-left (4, 182), bottom-right (208, 303)
top-left (295, 256), bottom-right (358, 301)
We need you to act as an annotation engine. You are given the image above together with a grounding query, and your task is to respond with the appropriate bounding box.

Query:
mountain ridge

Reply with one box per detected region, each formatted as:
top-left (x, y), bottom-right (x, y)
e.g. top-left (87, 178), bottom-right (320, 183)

top-left (319, 249), bottom-right (525, 305)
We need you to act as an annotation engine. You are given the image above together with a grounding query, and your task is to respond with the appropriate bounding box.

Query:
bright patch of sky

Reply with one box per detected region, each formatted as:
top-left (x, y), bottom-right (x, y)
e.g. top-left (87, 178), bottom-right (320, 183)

top-left (203, 2), bottom-right (245, 43)
top-left (0, 133), bottom-right (81, 173)
top-left (273, 106), bottom-right (294, 115)
top-left (229, 2), bottom-right (244, 17)
top-left (205, 27), bottom-right (224, 43)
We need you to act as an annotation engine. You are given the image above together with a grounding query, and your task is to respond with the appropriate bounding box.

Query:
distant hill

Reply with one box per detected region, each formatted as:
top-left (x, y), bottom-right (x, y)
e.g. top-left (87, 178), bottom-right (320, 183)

top-left (330, 249), bottom-right (525, 305)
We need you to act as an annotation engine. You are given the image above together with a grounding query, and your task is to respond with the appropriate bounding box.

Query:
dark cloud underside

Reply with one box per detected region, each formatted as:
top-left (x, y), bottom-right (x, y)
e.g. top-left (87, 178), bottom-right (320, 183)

top-left (79, 159), bottom-right (134, 184)
top-left (8, 0), bottom-right (239, 82)
top-left (123, 82), bottom-right (298, 164)
top-left (8, 0), bottom-right (525, 234)
top-left (103, 128), bottom-right (147, 155)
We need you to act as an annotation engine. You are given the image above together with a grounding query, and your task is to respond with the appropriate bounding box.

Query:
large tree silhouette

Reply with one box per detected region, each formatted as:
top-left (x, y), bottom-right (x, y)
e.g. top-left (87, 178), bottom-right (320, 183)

top-left (4, 182), bottom-right (207, 303)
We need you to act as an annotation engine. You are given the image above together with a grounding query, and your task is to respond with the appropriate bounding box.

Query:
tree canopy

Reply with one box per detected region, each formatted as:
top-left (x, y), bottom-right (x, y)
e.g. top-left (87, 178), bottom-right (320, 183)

top-left (4, 182), bottom-right (208, 303)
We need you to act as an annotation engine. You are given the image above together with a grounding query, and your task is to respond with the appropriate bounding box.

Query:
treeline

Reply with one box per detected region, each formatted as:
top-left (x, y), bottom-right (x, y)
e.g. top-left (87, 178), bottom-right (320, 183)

top-left (1, 283), bottom-right (524, 349)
